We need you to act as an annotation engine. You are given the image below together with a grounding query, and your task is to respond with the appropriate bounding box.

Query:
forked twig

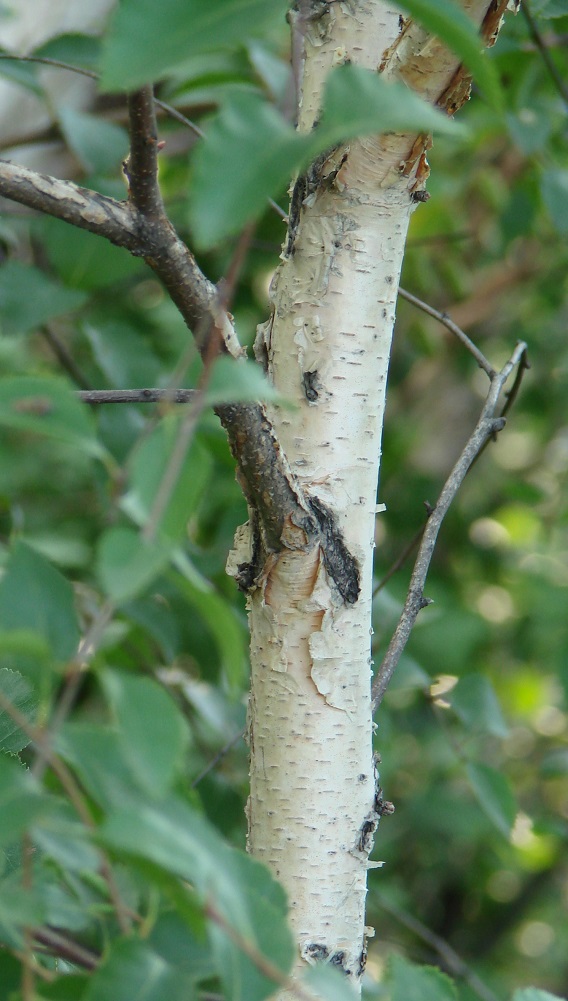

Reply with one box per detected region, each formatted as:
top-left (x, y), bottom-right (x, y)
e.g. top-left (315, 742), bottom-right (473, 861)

top-left (372, 341), bottom-right (529, 711)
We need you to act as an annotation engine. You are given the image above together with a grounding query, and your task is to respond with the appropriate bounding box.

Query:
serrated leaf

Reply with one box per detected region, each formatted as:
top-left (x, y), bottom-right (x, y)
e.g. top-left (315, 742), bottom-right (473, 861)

top-left (449, 673), bottom-right (508, 737)
top-left (0, 376), bottom-right (102, 457)
top-left (0, 261), bottom-right (87, 335)
top-left (466, 762), bottom-right (517, 837)
top-left (101, 0), bottom-right (288, 92)
top-left (84, 939), bottom-right (196, 1001)
top-left (96, 526), bottom-right (171, 603)
top-left (101, 669), bottom-right (190, 797)
top-left (386, 954), bottom-right (457, 1001)
top-left (0, 542), bottom-right (80, 662)
top-left (395, 0), bottom-right (504, 111)
top-left (0, 668), bottom-right (37, 753)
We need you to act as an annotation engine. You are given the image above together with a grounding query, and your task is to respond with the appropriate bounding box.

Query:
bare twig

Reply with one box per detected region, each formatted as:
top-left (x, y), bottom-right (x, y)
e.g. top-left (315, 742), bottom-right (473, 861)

top-left (398, 286), bottom-right (495, 377)
top-left (376, 894), bottom-right (502, 1001)
top-left (372, 342), bottom-right (528, 710)
top-left (521, 1), bottom-right (568, 109)
top-left (76, 388), bottom-right (196, 404)
top-left (40, 325), bottom-right (92, 390)
top-left (32, 928), bottom-right (100, 971)
top-left (192, 728), bottom-right (246, 788)
top-left (0, 53), bottom-right (205, 137)
top-left (373, 511), bottom-right (431, 597)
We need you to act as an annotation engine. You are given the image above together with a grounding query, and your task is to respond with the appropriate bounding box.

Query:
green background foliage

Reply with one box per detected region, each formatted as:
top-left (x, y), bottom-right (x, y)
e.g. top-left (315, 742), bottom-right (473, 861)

top-left (0, 0), bottom-right (567, 998)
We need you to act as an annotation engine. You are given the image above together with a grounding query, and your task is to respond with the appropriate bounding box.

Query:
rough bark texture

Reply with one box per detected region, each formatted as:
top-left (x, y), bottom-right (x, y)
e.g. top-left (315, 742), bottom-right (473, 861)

top-left (227, 1), bottom-right (506, 994)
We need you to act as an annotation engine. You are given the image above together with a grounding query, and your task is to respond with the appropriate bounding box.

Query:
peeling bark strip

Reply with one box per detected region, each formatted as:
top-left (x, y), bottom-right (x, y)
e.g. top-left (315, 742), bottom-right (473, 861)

top-left (241, 1), bottom-right (512, 996)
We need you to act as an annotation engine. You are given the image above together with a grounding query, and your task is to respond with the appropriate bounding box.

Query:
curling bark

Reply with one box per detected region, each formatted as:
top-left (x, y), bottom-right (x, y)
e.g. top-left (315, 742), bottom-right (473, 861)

top-left (227, 0), bottom-right (511, 995)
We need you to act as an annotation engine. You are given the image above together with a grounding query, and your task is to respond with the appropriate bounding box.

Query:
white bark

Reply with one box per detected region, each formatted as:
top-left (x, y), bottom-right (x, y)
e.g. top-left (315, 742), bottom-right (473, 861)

top-left (227, 0), bottom-right (506, 994)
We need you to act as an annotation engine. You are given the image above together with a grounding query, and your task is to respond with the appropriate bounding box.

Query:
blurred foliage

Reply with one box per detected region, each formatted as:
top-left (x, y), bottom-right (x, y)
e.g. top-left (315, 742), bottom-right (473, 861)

top-left (0, 0), bottom-right (567, 999)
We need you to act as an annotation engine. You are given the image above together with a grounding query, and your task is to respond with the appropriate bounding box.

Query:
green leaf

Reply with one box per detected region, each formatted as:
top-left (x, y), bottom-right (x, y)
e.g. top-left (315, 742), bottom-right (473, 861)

top-left (385, 954), bottom-right (457, 1001)
top-left (0, 48), bottom-right (42, 94)
top-left (512, 990), bottom-right (566, 1001)
top-left (84, 938), bottom-right (196, 1001)
top-left (172, 561), bottom-right (247, 690)
top-left (33, 32), bottom-right (102, 71)
top-left (100, 796), bottom-right (294, 1001)
top-left (58, 106), bottom-right (128, 174)
top-left (96, 526), bottom-right (171, 603)
top-left (0, 755), bottom-right (56, 848)
top-left (395, 0), bottom-right (504, 111)
top-left (205, 356), bottom-right (287, 406)
top-left (55, 723), bottom-right (146, 811)
top-left (101, 0), bottom-right (288, 92)
top-left (101, 669), bottom-right (190, 797)
top-left (303, 964), bottom-right (359, 1000)
top-left (0, 542), bottom-right (80, 661)
top-left (540, 169), bottom-right (568, 235)
top-left (449, 673), bottom-right (508, 737)
top-left (31, 802), bottom-right (99, 874)
top-left (149, 910), bottom-right (216, 983)
top-left (316, 64), bottom-right (463, 150)
top-left (190, 66), bottom-right (461, 247)
top-left (0, 261), bottom-right (87, 335)
top-left (466, 762), bottom-right (517, 837)
top-left (122, 420), bottom-right (212, 544)
top-left (0, 668), bottom-right (37, 753)
top-left (0, 375), bottom-right (102, 456)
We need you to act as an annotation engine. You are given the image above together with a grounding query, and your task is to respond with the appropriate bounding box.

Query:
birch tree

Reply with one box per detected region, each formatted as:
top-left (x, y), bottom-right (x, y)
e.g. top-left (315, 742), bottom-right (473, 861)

top-left (0, 1), bottom-right (564, 1000)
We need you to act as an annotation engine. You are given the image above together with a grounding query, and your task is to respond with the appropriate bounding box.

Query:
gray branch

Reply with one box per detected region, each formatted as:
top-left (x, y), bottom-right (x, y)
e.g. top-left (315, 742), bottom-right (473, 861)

top-left (371, 341), bottom-right (529, 711)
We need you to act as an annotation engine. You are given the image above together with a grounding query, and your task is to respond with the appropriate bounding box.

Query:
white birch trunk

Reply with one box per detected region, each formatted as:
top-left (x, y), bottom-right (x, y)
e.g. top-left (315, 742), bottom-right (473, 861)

top-left (228, 0), bottom-right (507, 994)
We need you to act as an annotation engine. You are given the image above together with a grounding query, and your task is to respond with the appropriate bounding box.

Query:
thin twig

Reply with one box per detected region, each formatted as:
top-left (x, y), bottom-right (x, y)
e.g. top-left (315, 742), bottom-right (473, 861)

top-left (376, 894), bottom-right (502, 1001)
top-left (373, 511), bottom-right (431, 597)
top-left (40, 324), bottom-right (93, 390)
top-left (76, 388), bottom-right (196, 404)
top-left (398, 286), bottom-right (495, 377)
top-left (192, 729), bottom-right (246, 788)
top-left (371, 341), bottom-right (528, 710)
top-left (0, 53), bottom-right (205, 137)
top-left (521, 1), bottom-right (568, 109)
top-left (32, 927), bottom-right (100, 971)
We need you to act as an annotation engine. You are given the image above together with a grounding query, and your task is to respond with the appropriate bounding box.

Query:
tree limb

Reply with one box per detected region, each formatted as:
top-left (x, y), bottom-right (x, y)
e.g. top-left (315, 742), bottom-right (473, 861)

top-left (371, 341), bottom-right (529, 710)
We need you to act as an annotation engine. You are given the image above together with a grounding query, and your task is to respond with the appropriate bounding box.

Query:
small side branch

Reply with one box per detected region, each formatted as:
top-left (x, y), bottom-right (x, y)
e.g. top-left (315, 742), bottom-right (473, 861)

top-left (76, 388), bottom-right (196, 404)
top-left (398, 286), bottom-right (494, 377)
top-left (125, 87), bottom-right (165, 219)
top-left (372, 341), bottom-right (529, 711)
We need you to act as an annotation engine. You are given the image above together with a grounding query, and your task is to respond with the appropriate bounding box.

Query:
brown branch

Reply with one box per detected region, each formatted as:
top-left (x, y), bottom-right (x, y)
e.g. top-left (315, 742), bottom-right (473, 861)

top-left (125, 87), bottom-right (165, 219)
top-left (521, 0), bottom-right (568, 109)
top-left (371, 341), bottom-right (528, 711)
top-left (398, 287), bottom-right (494, 377)
top-left (32, 928), bottom-right (99, 971)
top-left (40, 325), bottom-right (93, 390)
